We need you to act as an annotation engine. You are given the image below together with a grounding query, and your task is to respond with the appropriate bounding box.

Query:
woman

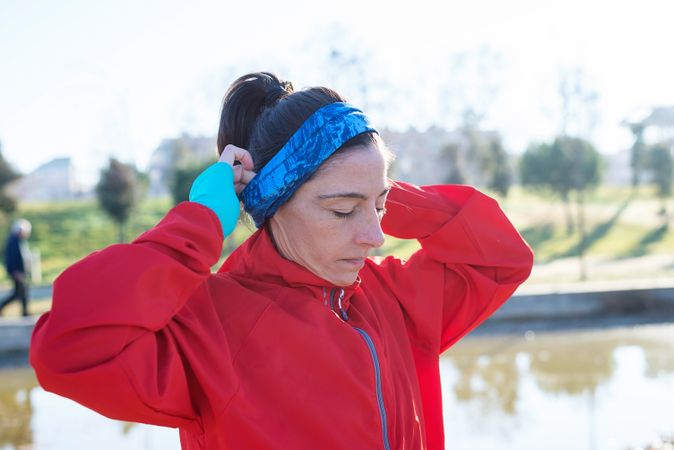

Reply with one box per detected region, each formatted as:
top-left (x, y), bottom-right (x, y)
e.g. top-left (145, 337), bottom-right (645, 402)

top-left (30, 72), bottom-right (533, 450)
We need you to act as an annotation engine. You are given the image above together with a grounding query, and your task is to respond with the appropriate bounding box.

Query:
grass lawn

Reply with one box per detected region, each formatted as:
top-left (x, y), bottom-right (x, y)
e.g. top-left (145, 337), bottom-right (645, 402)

top-left (501, 185), bottom-right (674, 261)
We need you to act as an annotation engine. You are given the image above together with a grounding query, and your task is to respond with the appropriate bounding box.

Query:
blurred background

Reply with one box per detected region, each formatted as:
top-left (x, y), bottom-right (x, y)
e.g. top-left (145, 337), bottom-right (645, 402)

top-left (1, 0), bottom-right (673, 449)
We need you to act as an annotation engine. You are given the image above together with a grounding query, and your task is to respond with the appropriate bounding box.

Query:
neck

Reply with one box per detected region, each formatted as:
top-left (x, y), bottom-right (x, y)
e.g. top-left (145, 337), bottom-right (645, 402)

top-left (266, 222), bottom-right (292, 262)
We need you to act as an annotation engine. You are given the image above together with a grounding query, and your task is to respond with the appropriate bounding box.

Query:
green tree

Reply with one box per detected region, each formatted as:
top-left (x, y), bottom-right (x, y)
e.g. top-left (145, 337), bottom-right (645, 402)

top-left (521, 136), bottom-right (602, 280)
top-left (461, 128), bottom-right (512, 196)
top-left (157, 139), bottom-right (193, 195)
top-left (0, 140), bottom-right (21, 216)
top-left (565, 136), bottom-right (602, 280)
top-left (440, 142), bottom-right (466, 184)
top-left (482, 137), bottom-right (511, 197)
top-left (96, 158), bottom-right (140, 242)
top-left (170, 158), bottom-right (216, 205)
top-left (644, 143), bottom-right (672, 223)
top-left (520, 140), bottom-right (575, 234)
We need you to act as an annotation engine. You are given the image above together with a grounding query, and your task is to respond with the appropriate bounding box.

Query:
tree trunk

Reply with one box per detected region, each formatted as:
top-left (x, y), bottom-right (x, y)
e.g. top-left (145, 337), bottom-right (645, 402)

top-left (562, 193), bottom-right (575, 235)
top-left (118, 222), bottom-right (126, 244)
top-left (576, 191), bottom-right (588, 281)
top-left (659, 197), bottom-right (669, 229)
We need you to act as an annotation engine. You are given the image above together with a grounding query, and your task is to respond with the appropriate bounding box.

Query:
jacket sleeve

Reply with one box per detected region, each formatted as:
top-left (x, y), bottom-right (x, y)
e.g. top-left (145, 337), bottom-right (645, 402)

top-left (29, 202), bottom-right (225, 429)
top-left (374, 180), bottom-right (534, 355)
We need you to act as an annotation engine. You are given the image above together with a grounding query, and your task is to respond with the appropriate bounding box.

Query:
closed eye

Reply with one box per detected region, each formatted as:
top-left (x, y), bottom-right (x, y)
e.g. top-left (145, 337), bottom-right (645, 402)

top-left (332, 210), bottom-right (354, 219)
top-left (332, 207), bottom-right (386, 220)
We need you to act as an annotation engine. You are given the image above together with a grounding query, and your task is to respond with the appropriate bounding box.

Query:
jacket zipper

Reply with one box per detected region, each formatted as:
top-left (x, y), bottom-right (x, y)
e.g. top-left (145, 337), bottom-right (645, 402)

top-left (327, 288), bottom-right (391, 450)
top-left (353, 326), bottom-right (391, 450)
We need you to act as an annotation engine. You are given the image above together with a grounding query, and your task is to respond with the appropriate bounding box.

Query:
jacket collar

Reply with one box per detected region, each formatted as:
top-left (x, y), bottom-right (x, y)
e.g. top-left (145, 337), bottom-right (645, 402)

top-left (218, 227), bottom-right (361, 312)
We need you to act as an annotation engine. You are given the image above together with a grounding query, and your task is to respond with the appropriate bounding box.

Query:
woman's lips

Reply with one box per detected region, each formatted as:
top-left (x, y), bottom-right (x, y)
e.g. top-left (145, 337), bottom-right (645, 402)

top-left (341, 258), bottom-right (365, 267)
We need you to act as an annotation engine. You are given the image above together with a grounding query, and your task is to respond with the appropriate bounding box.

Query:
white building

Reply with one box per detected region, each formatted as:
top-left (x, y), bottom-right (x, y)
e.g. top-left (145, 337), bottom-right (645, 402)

top-left (8, 157), bottom-right (85, 201)
top-left (381, 125), bottom-right (502, 186)
top-left (619, 105), bottom-right (674, 186)
top-left (640, 106), bottom-right (674, 144)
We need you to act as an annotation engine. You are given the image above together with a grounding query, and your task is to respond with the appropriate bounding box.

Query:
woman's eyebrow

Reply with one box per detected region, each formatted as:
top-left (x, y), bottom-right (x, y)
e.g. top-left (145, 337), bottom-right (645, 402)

top-left (317, 187), bottom-right (391, 200)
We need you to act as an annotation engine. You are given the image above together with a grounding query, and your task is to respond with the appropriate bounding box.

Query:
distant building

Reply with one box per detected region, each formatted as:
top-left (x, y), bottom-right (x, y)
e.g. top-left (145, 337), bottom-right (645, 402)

top-left (381, 125), bottom-right (502, 186)
top-left (639, 106), bottom-right (674, 144)
top-left (8, 157), bottom-right (85, 202)
top-left (147, 127), bottom-right (504, 194)
top-left (382, 126), bottom-right (449, 185)
top-left (621, 105), bottom-right (674, 185)
top-left (148, 134), bottom-right (217, 197)
top-left (601, 148), bottom-right (632, 186)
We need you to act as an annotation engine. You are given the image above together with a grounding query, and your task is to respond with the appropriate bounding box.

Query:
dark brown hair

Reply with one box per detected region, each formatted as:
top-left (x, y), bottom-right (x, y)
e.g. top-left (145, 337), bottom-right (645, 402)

top-left (216, 72), bottom-right (379, 172)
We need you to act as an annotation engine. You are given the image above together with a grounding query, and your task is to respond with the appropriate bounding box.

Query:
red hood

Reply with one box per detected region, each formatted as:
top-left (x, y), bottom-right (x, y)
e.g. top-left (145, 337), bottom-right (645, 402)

top-left (217, 226), bottom-right (361, 312)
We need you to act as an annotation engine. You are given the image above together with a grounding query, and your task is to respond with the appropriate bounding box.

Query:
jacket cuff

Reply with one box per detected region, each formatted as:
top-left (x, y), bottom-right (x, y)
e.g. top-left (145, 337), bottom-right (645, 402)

top-left (381, 180), bottom-right (473, 240)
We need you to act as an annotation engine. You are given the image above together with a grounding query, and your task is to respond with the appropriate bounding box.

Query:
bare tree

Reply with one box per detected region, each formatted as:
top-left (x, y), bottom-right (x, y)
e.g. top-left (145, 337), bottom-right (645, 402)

top-left (557, 68), bottom-right (599, 139)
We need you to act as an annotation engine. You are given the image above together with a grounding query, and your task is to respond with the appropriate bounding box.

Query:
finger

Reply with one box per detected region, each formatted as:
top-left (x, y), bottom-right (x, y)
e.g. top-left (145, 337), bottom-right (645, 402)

top-left (234, 181), bottom-right (253, 195)
top-left (232, 164), bottom-right (243, 183)
top-left (233, 148), bottom-right (254, 171)
top-left (220, 144), bottom-right (254, 171)
top-left (233, 171), bottom-right (256, 195)
top-left (218, 146), bottom-right (235, 165)
top-left (239, 169), bottom-right (256, 185)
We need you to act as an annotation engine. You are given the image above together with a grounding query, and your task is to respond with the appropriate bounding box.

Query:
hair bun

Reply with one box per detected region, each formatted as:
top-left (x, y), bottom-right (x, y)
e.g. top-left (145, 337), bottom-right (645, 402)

top-left (217, 72), bottom-right (294, 152)
top-left (263, 79), bottom-right (294, 110)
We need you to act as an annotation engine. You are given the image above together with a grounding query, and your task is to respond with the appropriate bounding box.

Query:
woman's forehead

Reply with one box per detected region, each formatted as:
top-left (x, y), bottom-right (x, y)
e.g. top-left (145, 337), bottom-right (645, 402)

top-left (308, 145), bottom-right (388, 193)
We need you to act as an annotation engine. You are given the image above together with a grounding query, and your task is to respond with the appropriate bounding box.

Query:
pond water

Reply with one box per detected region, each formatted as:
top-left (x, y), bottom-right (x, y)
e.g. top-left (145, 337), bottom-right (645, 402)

top-left (1, 323), bottom-right (673, 450)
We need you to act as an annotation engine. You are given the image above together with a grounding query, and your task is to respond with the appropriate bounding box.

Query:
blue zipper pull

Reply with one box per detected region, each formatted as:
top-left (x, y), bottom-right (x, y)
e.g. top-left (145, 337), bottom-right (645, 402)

top-left (329, 288), bottom-right (336, 311)
top-left (337, 288), bottom-right (349, 321)
top-left (327, 288), bottom-right (349, 321)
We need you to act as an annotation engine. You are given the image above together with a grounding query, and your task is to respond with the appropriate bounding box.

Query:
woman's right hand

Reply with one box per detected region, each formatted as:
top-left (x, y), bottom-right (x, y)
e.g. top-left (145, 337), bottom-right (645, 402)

top-left (189, 144), bottom-right (256, 237)
top-left (219, 144), bottom-right (257, 195)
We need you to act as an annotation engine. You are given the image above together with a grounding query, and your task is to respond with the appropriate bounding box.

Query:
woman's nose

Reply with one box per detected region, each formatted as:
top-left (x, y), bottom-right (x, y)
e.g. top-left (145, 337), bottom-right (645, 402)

top-left (356, 211), bottom-right (385, 248)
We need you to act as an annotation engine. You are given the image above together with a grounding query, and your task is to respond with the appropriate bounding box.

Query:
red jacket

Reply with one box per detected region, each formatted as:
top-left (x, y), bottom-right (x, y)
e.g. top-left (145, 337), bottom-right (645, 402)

top-left (30, 181), bottom-right (533, 450)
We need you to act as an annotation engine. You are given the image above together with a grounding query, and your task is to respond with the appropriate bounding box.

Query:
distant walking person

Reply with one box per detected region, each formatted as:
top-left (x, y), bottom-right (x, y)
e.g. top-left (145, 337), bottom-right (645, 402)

top-left (0, 219), bottom-right (32, 317)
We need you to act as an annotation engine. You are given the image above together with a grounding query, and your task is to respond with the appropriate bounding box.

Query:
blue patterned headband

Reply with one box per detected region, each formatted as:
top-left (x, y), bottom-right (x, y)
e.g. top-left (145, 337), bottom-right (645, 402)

top-left (242, 102), bottom-right (377, 227)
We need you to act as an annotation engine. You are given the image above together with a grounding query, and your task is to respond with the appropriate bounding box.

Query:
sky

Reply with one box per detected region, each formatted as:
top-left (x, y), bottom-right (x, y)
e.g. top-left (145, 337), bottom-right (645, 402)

top-left (2, 0), bottom-right (674, 186)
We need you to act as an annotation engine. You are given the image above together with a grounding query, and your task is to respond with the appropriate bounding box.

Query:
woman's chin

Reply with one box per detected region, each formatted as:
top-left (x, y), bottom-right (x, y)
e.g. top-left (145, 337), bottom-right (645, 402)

top-left (325, 271), bottom-right (359, 287)
top-left (310, 263), bottom-right (359, 287)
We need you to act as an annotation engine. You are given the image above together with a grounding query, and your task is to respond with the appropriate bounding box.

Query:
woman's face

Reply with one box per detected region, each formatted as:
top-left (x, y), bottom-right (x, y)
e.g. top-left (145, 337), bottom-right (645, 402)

top-left (269, 143), bottom-right (390, 286)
